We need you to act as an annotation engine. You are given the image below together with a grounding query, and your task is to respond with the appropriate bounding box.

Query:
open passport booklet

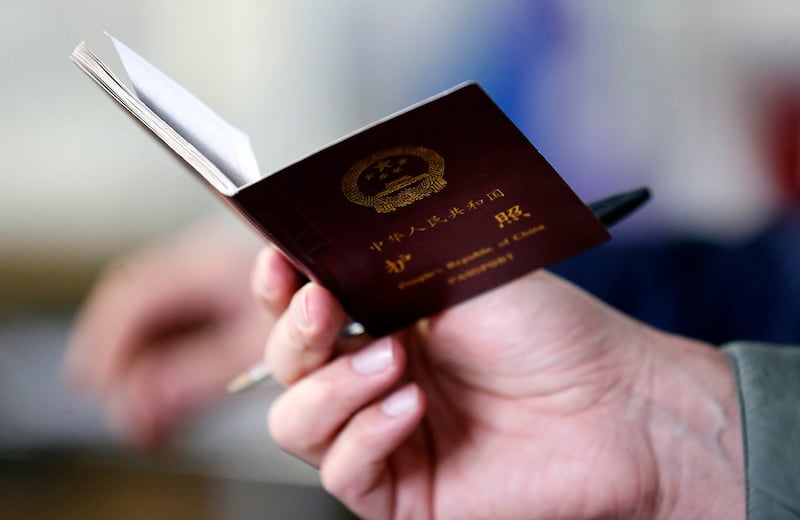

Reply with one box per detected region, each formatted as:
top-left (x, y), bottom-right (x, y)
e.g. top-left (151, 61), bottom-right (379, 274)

top-left (71, 34), bottom-right (610, 336)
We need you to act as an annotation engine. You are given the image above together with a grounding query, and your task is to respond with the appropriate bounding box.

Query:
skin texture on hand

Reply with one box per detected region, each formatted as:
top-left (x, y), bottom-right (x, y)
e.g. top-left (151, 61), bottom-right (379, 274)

top-left (260, 254), bottom-right (745, 519)
top-left (65, 226), bottom-right (301, 449)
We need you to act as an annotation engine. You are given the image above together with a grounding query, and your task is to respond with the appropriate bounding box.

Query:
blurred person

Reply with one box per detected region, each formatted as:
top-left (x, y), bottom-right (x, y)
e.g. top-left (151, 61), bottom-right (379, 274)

top-left (65, 222), bottom-right (267, 447)
top-left (552, 204), bottom-right (800, 346)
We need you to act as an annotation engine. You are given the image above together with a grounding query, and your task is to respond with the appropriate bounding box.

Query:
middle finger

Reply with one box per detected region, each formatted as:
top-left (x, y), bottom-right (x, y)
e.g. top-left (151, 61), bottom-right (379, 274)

top-left (268, 335), bottom-right (405, 466)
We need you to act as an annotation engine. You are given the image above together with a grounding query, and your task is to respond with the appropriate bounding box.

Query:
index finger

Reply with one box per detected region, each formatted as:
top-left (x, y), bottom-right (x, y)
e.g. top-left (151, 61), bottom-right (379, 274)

top-left (264, 282), bottom-right (347, 386)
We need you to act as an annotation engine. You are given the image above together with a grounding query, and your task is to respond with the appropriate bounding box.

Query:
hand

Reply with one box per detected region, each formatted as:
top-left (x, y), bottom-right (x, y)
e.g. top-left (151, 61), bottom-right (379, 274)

top-left (65, 224), bottom-right (301, 449)
top-left (260, 253), bottom-right (745, 519)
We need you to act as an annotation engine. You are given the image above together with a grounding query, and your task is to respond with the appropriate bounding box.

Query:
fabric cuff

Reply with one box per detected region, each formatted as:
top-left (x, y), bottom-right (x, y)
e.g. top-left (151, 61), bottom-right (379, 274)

top-left (723, 342), bottom-right (800, 520)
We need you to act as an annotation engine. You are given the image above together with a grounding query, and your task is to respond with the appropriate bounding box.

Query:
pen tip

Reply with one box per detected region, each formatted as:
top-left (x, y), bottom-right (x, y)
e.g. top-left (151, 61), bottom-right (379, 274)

top-left (226, 362), bottom-right (273, 394)
top-left (226, 372), bottom-right (254, 394)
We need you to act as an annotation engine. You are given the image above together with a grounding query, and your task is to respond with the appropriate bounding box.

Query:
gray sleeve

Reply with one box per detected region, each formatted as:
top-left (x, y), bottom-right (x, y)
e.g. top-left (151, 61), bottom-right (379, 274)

top-left (723, 342), bottom-right (800, 520)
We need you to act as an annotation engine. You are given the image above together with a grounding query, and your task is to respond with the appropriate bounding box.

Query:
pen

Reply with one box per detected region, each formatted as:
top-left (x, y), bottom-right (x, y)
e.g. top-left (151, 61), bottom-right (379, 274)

top-left (586, 186), bottom-right (651, 228)
top-left (227, 321), bottom-right (365, 393)
top-left (227, 186), bottom-right (652, 394)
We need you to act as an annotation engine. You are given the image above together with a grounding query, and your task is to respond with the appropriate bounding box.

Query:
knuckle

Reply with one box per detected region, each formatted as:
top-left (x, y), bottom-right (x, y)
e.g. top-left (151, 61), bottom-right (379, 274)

top-left (292, 286), bottom-right (340, 348)
top-left (298, 319), bottom-right (326, 346)
top-left (271, 329), bottom-right (331, 386)
top-left (250, 250), bottom-right (280, 307)
top-left (320, 455), bottom-right (375, 507)
top-left (264, 357), bottom-right (292, 387)
top-left (267, 379), bottom-right (335, 455)
top-left (264, 328), bottom-right (304, 386)
top-left (319, 461), bottom-right (349, 498)
top-left (266, 402), bottom-right (291, 448)
top-left (294, 379), bottom-right (338, 448)
top-left (348, 410), bottom-right (376, 440)
top-left (288, 316), bottom-right (315, 352)
top-left (307, 375), bottom-right (337, 412)
top-left (268, 399), bottom-right (318, 454)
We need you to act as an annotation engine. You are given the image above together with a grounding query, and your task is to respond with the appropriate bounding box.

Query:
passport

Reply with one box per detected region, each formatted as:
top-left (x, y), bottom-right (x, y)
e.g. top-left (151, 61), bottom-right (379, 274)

top-left (71, 36), bottom-right (609, 336)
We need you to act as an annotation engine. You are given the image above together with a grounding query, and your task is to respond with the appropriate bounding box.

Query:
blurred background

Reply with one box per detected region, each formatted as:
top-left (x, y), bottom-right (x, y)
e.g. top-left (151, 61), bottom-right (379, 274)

top-left (2, 1), bottom-right (799, 518)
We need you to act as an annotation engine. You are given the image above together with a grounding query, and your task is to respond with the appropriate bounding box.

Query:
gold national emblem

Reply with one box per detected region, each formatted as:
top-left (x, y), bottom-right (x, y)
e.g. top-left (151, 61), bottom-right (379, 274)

top-left (342, 146), bottom-right (446, 213)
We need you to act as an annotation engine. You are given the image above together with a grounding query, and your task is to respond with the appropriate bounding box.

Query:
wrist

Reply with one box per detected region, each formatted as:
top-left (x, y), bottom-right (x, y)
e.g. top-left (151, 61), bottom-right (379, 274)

top-left (635, 330), bottom-right (745, 519)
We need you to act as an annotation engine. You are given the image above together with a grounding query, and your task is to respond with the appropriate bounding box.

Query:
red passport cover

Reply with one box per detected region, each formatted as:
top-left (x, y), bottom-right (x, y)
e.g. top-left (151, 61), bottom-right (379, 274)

top-left (230, 83), bottom-right (610, 335)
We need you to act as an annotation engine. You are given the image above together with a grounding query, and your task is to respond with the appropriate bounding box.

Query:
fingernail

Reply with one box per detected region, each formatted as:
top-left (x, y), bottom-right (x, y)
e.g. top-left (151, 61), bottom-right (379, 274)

top-left (292, 289), bottom-right (310, 329)
top-left (351, 337), bottom-right (394, 375)
top-left (381, 385), bottom-right (419, 417)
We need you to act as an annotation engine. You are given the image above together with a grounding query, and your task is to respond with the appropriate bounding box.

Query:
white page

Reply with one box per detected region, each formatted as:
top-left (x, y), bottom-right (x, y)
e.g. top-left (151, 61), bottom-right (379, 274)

top-left (108, 33), bottom-right (261, 188)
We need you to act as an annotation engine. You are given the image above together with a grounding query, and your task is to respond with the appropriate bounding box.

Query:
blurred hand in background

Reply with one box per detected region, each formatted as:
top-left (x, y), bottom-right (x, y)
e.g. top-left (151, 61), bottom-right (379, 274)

top-left (64, 223), bottom-right (300, 449)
